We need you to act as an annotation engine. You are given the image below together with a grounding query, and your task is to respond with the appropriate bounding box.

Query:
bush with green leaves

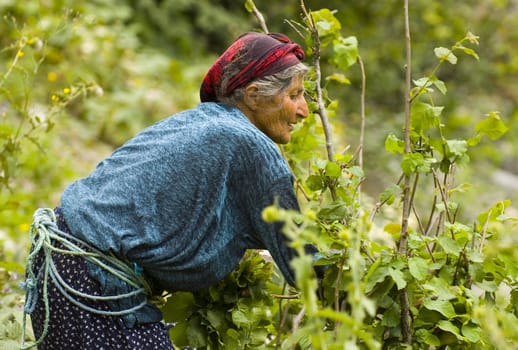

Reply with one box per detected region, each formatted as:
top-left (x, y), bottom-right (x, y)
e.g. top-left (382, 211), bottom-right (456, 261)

top-left (164, 4), bottom-right (517, 349)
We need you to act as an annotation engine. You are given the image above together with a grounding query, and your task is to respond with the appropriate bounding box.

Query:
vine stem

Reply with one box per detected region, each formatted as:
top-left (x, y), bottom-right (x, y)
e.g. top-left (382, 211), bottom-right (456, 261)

top-left (248, 0), bottom-right (269, 33)
top-left (299, 0), bottom-right (337, 203)
top-left (300, 0), bottom-right (335, 163)
top-left (357, 55), bottom-right (366, 200)
top-left (479, 208), bottom-right (492, 253)
top-left (399, 0), bottom-right (413, 344)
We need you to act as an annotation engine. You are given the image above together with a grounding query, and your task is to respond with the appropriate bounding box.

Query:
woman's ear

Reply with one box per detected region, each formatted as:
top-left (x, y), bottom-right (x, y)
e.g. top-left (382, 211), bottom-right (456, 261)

top-left (243, 84), bottom-right (260, 111)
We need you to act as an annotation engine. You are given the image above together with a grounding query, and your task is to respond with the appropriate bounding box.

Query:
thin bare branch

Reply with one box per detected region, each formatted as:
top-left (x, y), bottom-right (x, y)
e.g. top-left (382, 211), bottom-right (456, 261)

top-left (479, 208), bottom-right (492, 253)
top-left (399, 0), bottom-right (413, 344)
top-left (432, 168), bottom-right (454, 224)
top-left (248, 0), bottom-right (269, 33)
top-left (300, 0), bottom-right (335, 163)
top-left (291, 305), bottom-right (306, 334)
top-left (358, 55), bottom-right (366, 170)
top-left (357, 55), bottom-right (367, 201)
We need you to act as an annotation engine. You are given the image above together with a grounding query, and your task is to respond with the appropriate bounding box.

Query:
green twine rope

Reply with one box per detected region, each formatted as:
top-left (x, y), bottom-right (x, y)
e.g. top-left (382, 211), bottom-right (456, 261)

top-left (20, 208), bottom-right (152, 349)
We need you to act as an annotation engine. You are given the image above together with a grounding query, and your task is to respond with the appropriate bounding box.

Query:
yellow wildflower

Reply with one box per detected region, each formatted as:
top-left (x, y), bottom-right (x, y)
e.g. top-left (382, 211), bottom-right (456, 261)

top-left (17, 51), bottom-right (24, 57)
top-left (47, 72), bottom-right (58, 82)
top-left (63, 87), bottom-right (71, 94)
top-left (19, 223), bottom-right (30, 232)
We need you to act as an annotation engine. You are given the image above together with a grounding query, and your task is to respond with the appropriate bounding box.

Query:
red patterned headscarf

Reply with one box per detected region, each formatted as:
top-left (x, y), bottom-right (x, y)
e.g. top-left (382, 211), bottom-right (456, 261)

top-left (200, 32), bottom-right (305, 102)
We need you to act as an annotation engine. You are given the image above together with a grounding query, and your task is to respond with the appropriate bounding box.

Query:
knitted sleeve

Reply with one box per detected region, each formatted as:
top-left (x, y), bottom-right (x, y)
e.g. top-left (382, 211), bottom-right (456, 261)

top-left (228, 130), bottom-right (302, 286)
top-left (247, 176), bottom-right (300, 286)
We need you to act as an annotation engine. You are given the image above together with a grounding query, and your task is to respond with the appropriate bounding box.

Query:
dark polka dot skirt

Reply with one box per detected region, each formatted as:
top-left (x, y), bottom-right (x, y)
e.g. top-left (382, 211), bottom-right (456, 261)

top-left (27, 209), bottom-right (175, 350)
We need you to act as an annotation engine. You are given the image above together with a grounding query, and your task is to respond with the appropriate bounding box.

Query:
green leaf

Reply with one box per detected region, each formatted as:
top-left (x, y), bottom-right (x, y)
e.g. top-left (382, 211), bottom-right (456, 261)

top-left (226, 328), bottom-right (240, 340)
top-left (325, 161), bottom-right (342, 177)
top-left (467, 133), bottom-right (482, 146)
top-left (475, 279), bottom-right (498, 292)
top-left (222, 331), bottom-right (240, 349)
top-left (415, 328), bottom-right (441, 346)
top-left (437, 235), bottom-right (463, 256)
top-left (411, 79), bottom-right (430, 98)
top-left (422, 277), bottom-right (457, 300)
top-left (288, 114), bottom-right (322, 159)
top-left (477, 200), bottom-right (511, 228)
top-left (436, 320), bottom-right (464, 340)
top-left (458, 45), bottom-right (479, 60)
top-left (389, 267), bottom-right (407, 290)
top-left (325, 72), bottom-right (351, 85)
top-left (379, 184), bottom-right (402, 205)
top-left (318, 201), bottom-right (348, 221)
top-left (401, 152), bottom-right (422, 175)
top-left (232, 309), bottom-right (250, 328)
top-left (467, 250), bottom-right (485, 263)
top-left (432, 77), bottom-right (447, 95)
top-left (384, 223), bottom-right (401, 237)
top-left (444, 222), bottom-right (471, 246)
top-left (310, 9), bottom-right (342, 38)
top-left (508, 290), bottom-right (518, 317)
top-left (434, 47), bottom-right (458, 64)
top-left (365, 260), bottom-right (390, 293)
top-left (332, 36), bottom-right (358, 70)
top-left (306, 174), bottom-right (325, 191)
top-left (401, 152), bottom-right (434, 175)
top-left (244, 0), bottom-right (253, 12)
top-left (162, 292), bottom-right (195, 322)
top-left (385, 133), bottom-right (404, 154)
top-left (186, 317), bottom-right (208, 347)
top-left (250, 328), bottom-right (268, 345)
top-left (206, 309), bottom-right (226, 331)
top-left (0, 340), bottom-right (25, 350)
top-left (381, 303), bottom-right (400, 327)
top-left (413, 77), bottom-right (432, 89)
top-left (168, 320), bottom-right (189, 346)
top-left (462, 323), bottom-right (481, 343)
top-left (413, 76), bottom-right (447, 95)
top-left (445, 139), bottom-right (468, 160)
top-left (408, 256), bottom-right (428, 281)
top-left (474, 111), bottom-right (508, 140)
top-left (411, 102), bottom-right (442, 133)
top-left (424, 299), bottom-right (456, 318)
top-left (348, 165), bottom-right (364, 178)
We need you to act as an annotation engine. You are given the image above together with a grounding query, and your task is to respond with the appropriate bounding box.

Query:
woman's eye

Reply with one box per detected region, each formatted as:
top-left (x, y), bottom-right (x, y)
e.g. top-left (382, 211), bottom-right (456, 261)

top-left (291, 91), bottom-right (303, 100)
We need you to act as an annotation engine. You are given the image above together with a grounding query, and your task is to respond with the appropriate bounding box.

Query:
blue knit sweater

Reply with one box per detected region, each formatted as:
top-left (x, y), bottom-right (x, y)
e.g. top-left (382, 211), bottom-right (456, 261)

top-left (61, 102), bottom-right (302, 299)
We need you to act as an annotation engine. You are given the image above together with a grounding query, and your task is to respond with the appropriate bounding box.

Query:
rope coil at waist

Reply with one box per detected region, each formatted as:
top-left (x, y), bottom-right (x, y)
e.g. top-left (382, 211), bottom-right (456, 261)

top-left (20, 208), bottom-right (152, 349)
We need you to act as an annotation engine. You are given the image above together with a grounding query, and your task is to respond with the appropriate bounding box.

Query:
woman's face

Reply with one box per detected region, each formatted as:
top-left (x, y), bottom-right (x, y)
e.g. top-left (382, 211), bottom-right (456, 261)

top-left (249, 75), bottom-right (309, 144)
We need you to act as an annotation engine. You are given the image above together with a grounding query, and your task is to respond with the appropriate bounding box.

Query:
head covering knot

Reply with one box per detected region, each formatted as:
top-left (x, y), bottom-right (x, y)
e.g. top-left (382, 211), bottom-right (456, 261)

top-left (200, 32), bottom-right (304, 102)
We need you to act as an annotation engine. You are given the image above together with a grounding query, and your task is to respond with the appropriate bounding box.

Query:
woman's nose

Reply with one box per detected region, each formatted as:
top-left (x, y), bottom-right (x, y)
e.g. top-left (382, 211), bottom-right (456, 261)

top-left (298, 97), bottom-right (309, 119)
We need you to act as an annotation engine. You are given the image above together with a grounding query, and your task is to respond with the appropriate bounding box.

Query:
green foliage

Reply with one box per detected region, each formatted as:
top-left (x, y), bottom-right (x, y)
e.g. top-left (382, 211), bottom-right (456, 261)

top-left (165, 4), bottom-right (517, 349)
top-left (163, 250), bottom-right (288, 349)
top-left (0, 260), bottom-right (31, 346)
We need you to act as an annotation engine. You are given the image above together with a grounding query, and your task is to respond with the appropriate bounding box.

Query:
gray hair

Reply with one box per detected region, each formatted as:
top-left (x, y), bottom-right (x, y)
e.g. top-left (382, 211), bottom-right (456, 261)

top-left (218, 62), bottom-right (309, 106)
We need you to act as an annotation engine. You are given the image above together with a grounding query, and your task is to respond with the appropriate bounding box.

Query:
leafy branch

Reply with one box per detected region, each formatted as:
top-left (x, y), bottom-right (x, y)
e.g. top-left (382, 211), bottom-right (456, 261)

top-left (299, 0), bottom-right (335, 165)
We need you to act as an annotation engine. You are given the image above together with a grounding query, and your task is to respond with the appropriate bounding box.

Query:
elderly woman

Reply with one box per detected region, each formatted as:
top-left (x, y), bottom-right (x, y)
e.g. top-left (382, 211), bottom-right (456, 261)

top-left (23, 32), bottom-right (317, 349)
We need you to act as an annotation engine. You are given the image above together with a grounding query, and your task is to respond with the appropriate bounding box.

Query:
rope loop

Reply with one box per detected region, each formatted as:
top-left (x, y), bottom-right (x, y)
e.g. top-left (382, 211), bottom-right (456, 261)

top-left (20, 208), bottom-right (152, 349)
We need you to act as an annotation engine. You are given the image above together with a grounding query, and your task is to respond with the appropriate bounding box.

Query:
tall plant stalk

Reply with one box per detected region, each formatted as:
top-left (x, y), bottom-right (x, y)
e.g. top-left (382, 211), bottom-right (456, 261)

top-left (399, 0), bottom-right (413, 344)
top-left (299, 0), bottom-right (335, 164)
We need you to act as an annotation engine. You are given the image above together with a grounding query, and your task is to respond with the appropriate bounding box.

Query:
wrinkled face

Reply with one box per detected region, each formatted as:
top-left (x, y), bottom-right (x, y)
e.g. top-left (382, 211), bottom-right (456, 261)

top-left (249, 75), bottom-right (308, 144)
